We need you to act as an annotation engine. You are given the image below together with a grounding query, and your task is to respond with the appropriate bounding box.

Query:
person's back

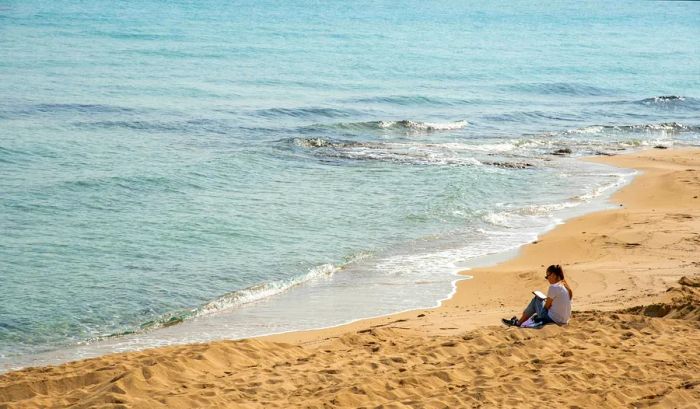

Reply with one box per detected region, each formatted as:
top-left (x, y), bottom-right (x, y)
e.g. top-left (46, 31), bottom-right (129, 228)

top-left (546, 281), bottom-right (571, 324)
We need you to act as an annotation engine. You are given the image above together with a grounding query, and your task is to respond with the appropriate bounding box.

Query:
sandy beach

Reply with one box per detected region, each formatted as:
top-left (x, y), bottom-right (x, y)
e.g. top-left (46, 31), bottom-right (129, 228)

top-left (1, 147), bottom-right (699, 408)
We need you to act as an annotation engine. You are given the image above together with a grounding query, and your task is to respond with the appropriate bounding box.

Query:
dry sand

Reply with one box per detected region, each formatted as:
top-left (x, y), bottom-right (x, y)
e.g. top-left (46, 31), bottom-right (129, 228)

top-left (1, 147), bottom-right (699, 408)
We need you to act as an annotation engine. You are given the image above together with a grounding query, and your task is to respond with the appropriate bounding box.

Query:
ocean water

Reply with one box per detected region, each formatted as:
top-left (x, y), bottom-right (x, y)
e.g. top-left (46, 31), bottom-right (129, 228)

top-left (1, 1), bottom-right (699, 370)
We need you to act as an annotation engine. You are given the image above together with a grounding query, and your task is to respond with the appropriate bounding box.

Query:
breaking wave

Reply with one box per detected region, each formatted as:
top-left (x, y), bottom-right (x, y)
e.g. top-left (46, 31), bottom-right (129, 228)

top-left (304, 119), bottom-right (468, 133)
top-left (636, 95), bottom-right (700, 106)
top-left (640, 95), bottom-right (686, 104)
top-left (286, 137), bottom-right (521, 166)
top-left (123, 263), bottom-right (340, 335)
top-left (565, 122), bottom-right (699, 135)
top-left (634, 96), bottom-right (700, 111)
top-left (378, 120), bottom-right (468, 131)
top-left (195, 264), bottom-right (338, 317)
top-left (286, 137), bottom-right (543, 168)
top-left (604, 96), bottom-right (700, 110)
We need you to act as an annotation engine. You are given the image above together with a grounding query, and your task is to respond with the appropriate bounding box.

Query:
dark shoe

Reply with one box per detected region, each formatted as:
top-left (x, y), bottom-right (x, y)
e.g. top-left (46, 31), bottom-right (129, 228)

top-left (501, 316), bottom-right (519, 327)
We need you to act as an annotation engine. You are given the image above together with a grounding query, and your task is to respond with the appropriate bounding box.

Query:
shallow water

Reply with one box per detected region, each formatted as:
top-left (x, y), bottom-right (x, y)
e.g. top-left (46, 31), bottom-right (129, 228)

top-left (1, 0), bottom-right (699, 370)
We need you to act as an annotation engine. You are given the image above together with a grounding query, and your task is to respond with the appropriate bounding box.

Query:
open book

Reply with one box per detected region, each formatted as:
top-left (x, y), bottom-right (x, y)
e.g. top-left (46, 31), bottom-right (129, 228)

top-left (532, 290), bottom-right (547, 300)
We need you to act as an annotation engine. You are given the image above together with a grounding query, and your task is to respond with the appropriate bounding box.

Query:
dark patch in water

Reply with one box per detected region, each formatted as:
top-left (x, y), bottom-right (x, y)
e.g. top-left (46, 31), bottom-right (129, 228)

top-left (0, 146), bottom-right (31, 164)
top-left (551, 148), bottom-right (572, 156)
top-left (289, 137), bottom-right (364, 150)
top-left (89, 30), bottom-right (182, 41)
top-left (507, 82), bottom-right (616, 96)
top-left (482, 161), bottom-right (534, 169)
top-left (36, 103), bottom-right (134, 112)
top-left (254, 107), bottom-right (358, 119)
top-left (347, 95), bottom-right (474, 106)
top-left (76, 118), bottom-right (232, 135)
top-left (484, 111), bottom-right (582, 123)
top-left (99, 310), bottom-right (192, 340)
top-left (125, 48), bottom-right (226, 59)
top-left (13, 103), bottom-right (137, 116)
top-left (58, 175), bottom-right (183, 194)
top-left (80, 120), bottom-right (178, 132)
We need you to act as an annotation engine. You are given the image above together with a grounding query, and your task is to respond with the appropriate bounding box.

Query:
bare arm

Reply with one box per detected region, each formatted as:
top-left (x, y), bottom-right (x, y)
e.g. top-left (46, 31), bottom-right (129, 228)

top-left (544, 297), bottom-right (553, 310)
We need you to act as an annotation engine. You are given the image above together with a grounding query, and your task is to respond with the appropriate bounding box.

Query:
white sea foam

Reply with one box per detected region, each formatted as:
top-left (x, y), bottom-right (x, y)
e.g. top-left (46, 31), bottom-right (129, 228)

top-left (195, 263), bottom-right (338, 317)
top-left (482, 201), bottom-right (579, 228)
top-left (373, 232), bottom-right (533, 285)
top-left (481, 168), bottom-right (630, 229)
top-left (378, 120), bottom-right (468, 131)
top-left (518, 201), bottom-right (581, 216)
top-left (575, 174), bottom-right (630, 202)
top-left (440, 142), bottom-right (516, 153)
top-left (482, 211), bottom-right (513, 227)
top-left (319, 141), bottom-right (485, 166)
top-left (418, 120), bottom-right (469, 130)
top-left (643, 96), bottom-right (685, 104)
top-left (566, 122), bottom-right (689, 136)
top-left (569, 125), bottom-right (605, 134)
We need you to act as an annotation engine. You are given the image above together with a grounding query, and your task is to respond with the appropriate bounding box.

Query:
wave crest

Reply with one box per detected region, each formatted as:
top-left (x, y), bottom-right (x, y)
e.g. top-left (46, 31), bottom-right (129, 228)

top-left (287, 137), bottom-right (485, 166)
top-left (196, 263), bottom-right (338, 316)
top-left (639, 95), bottom-right (685, 104)
top-left (378, 120), bottom-right (468, 131)
top-left (639, 96), bottom-right (686, 104)
top-left (137, 263), bottom-right (339, 333)
top-left (285, 138), bottom-right (540, 168)
top-left (566, 122), bottom-right (697, 135)
top-left (635, 96), bottom-right (700, 110)
top-left (305, 119), bottom-right (467, 133)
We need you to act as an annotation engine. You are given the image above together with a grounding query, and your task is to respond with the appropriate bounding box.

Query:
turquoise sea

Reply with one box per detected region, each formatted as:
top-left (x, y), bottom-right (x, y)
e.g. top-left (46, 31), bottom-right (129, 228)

top-left (1, 1), bottom-right (699, 370)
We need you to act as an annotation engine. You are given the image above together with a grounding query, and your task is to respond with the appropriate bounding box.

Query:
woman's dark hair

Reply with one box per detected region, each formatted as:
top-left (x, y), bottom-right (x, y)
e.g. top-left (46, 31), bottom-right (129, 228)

top-left (547, 264), bottom-right (564, 280)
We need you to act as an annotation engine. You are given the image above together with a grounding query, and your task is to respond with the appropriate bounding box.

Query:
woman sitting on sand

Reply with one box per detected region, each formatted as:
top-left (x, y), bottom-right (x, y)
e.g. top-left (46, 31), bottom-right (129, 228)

top-left (503, 264), bottom-right (572, 327)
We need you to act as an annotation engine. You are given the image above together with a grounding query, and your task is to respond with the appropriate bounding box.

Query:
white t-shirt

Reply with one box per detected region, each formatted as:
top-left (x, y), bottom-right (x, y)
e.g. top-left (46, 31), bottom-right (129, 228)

top-left (547, 282), bottom-right (571, 324)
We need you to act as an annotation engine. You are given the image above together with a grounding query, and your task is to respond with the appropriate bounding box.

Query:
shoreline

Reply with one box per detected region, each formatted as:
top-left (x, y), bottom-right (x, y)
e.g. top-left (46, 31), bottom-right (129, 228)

top-left (0, 155), bottom-right (632, 373)
top-left (2, 147), bottom-right (699, 407)
top-left (256, 149), bottom-right (648, 346)
top-left (259, 147), bottom-right (699, 346)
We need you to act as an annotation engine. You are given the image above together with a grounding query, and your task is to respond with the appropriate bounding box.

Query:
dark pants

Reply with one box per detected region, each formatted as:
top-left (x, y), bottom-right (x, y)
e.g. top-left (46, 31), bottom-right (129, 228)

top-left (524, 296), bottom-right (554, 324)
